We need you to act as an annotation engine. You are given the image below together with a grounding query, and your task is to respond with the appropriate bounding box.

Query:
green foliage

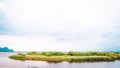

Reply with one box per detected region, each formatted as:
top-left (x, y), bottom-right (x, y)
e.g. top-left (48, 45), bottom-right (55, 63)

top-left (27, 52), bottom-right (40, 55)
top-left (9, 55), bottom-right (25, 60)
top-left (18, 53), bottom-right (26, 56)
top-left (26, 51), bottom-right (120, 57)
top-left (40, 51), bottom-right (65, 56)
top-left (66, 51), bottom-right (75, 56)
top-left (9, 51), bottom-right (120, 63)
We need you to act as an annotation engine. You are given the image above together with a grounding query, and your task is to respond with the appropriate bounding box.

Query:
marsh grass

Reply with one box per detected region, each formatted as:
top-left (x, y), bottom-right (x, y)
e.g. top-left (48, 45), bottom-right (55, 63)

top-left (9, 51), bottom-right (120, 63)
top-left (9, 54), bottom-right (26, 60)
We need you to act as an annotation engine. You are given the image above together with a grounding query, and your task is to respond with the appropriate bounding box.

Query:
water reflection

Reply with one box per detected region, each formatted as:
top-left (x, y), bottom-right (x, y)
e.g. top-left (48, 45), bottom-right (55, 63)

top-left (28, 66), bottom-right (38, 68)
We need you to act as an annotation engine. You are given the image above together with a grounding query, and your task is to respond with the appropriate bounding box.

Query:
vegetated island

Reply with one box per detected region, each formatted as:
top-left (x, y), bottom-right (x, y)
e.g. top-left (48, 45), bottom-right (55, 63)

top-left (9, 51), bottom-right (120, 63)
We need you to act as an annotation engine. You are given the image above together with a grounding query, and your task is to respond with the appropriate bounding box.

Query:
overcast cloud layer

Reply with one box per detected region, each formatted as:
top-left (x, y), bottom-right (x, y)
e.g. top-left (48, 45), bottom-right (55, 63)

top-left (0, 0), bottom-right (120, 51)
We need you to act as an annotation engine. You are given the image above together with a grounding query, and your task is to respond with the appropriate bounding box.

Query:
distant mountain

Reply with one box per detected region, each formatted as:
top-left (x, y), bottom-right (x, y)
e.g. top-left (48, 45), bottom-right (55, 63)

top-left (0, 47), bottom-right (14, 52)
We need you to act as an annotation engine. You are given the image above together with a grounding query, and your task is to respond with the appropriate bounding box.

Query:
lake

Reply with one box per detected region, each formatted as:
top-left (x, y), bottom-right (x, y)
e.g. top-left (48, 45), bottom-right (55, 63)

top-left (0, 52), bottom-right (120, 68)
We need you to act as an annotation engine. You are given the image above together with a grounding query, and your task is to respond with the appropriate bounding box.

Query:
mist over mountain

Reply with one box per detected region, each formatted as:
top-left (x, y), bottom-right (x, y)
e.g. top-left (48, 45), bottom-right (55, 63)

top-left (0, 47), bottom-right (14, 52)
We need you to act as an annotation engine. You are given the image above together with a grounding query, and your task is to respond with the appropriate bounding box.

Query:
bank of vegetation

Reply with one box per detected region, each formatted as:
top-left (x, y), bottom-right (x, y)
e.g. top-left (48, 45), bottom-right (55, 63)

top-left (9, 51), bottom-right (120, 63)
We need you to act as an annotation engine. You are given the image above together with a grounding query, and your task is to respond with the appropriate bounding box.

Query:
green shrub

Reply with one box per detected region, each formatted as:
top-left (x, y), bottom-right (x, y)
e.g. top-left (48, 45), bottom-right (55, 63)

top-left (9, 55), bottom-right (25, 60)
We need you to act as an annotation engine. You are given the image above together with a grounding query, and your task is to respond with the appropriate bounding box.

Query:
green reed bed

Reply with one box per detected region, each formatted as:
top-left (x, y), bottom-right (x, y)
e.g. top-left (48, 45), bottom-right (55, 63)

top-left (9, 55), bottom-right (25, 60)
top-left (9, 51), bottom-right (120, 63)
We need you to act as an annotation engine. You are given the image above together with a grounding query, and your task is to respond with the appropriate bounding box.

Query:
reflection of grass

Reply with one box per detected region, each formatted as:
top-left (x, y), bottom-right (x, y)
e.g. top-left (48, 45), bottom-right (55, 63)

top-left (9, 51), bottom-right (120, 63)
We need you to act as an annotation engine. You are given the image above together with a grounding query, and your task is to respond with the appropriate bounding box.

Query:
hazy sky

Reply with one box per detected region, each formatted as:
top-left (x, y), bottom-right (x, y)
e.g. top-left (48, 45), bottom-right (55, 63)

top-left (0, 0), bottom-right (120, 51)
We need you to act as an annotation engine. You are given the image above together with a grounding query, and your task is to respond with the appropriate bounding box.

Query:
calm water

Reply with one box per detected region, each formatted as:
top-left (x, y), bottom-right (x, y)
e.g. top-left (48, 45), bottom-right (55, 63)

top-left (0, 52), bottom-right (120, 68)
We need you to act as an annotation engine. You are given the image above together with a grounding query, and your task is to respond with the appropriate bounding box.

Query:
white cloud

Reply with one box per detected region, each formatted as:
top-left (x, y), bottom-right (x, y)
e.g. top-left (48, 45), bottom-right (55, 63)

top-left (0, 0), bottom-right (120, 51)
top-left (0, 35), bottom-right (107, 51)
top-left (1, 0), bottom-right (117, 33)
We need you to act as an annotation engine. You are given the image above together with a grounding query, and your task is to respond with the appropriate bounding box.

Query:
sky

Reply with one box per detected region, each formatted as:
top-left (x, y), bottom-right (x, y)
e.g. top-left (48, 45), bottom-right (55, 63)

top-left (0, 0), bottom-right (120, 51)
